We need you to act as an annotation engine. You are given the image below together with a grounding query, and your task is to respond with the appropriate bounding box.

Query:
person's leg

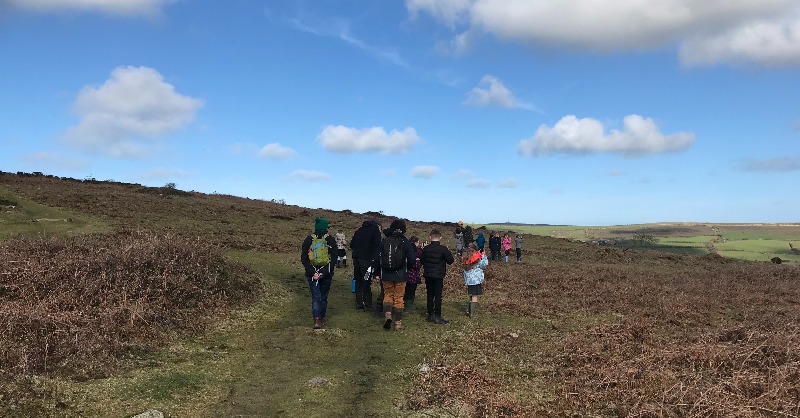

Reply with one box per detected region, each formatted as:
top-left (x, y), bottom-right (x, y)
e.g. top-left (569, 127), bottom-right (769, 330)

top-left (432, 278), bottom-right (447, 324)
top-left (403, 281), bottom-right (417, 312)
top-left (318, 274), bottom-right (333, 322)
top-left (307, 275), bottom-right (322, 327)
top-left (425, 278), bottom-right (435, 321)
top-left (382, 281), bottom-right (400, 329)
top-left (392, 281), bottom-right (407, 330)
top-left (353, 258), bottom-right (365, 308)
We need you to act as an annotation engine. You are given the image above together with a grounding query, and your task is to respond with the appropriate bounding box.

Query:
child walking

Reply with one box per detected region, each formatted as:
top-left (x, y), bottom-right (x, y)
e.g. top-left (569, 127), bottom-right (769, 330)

top-left (462, 243), bottom-right (488, 319)
top-left (403, 236), bottom-right (423, 313)
top-left (420, 229), bottom-right (455, 324)
top-left (501, 233), bottom-right (512, 262)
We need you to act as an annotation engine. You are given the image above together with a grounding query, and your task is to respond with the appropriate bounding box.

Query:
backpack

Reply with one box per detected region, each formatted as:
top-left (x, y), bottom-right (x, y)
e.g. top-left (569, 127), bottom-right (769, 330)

top-left (308, 234), bottom-right (331, 267)
top-left (380, 235), bottom-right (406, 271)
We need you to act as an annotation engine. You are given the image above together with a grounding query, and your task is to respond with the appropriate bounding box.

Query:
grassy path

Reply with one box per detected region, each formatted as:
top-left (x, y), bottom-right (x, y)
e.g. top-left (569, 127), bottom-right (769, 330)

top-left (208, 251), bottom-right (454, 418)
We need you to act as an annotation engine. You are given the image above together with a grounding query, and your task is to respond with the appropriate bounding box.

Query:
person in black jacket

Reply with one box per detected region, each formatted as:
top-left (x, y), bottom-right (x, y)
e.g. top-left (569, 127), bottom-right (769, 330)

top-left (488, 232), bottom-right (502, 262)
top-left (300, 217), bottom-right (338, 329)
top-left (349, 220), bottom-right (381, 310)
top-left (374, 219), bottom-right (416, 331)
top-left (420, 228), bottom-right (455, 324)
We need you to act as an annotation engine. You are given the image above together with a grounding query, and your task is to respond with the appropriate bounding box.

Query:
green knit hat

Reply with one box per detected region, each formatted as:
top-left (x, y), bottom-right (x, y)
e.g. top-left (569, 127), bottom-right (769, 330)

top-left (314, 217), bottom-right (329, 231)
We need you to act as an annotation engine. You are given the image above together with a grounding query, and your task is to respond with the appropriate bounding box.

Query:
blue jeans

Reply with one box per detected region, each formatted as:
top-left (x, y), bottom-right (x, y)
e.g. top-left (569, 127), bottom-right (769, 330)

top-left (306, 274), bottom-right (332, 319)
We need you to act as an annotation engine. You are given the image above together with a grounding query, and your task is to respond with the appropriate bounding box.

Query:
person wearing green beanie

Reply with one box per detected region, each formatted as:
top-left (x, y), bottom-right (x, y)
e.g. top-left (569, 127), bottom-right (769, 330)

top-left (301, 217), bottom-right (337, 329)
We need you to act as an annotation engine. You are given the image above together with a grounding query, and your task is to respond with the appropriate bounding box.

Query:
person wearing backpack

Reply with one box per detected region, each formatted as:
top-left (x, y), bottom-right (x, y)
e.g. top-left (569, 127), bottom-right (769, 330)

top-left (420, 229), bottom-right (454, 324)
top-left (301, 217), bottom-right (338, 329)
top-left (349, 220), bottom-right (381, 310)
top-left (373, 219), bottom-right (415, 331)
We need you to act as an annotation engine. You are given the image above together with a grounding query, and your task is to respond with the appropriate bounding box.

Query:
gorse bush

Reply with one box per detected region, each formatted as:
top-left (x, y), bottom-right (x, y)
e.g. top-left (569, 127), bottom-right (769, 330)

top-left (0, 231), bottom-right (261, 379)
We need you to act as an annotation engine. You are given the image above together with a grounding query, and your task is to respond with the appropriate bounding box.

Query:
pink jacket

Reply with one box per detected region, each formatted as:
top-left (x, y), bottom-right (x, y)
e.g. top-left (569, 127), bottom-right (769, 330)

top-left (501, 237), bottom-right (512, 251)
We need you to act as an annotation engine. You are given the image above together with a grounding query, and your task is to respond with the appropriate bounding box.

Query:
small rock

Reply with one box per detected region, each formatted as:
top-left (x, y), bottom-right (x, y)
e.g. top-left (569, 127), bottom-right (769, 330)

top-left (132, 410), bottom-right (164, 418)
top-left (419, 363), bottom-right (430, 373)
top-left (510, 332), bottom-right (519, 339)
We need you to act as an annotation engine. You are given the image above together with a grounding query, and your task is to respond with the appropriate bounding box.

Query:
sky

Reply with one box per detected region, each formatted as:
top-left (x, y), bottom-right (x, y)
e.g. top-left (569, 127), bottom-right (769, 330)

top-left (1, 0), bottom-right (799, 226)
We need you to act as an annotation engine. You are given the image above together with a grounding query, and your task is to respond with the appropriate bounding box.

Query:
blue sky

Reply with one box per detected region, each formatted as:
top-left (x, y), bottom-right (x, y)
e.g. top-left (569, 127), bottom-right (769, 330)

top-left (1, 0), bottom-right (798, 225)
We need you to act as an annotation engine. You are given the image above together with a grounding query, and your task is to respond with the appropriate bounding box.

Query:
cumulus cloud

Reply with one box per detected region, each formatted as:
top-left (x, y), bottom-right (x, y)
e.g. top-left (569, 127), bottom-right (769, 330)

top-left (496, 178), bottom-right (519, 188)
top-left (258, 143), bottom-right (296, 159)
top-left (407, 0), bottom-right (800, 68)
top-left (289, 170), bottom-right (331, 181)
top-left (411, 165), bottom-right (440, 179)
top-left (6, 0), bottom-right (174, 16)
top-left (64, 66), bottom-right (203, 158)
top-left (467, 178), bottom-right (491, 188)
top-left (738, 156), bottom-right (800, 172)
top-left (680, 14), bottom-right (800, 67)
top-left (517, 115), bottom-right (695, 157)
top-left (464, 75), bottom-right (534, 110)
top-left (317, 125), bottom-right (421, 154)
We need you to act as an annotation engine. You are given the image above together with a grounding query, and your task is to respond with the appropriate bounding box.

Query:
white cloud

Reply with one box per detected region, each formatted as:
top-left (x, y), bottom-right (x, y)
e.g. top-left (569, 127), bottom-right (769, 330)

top-left (258, 143), bottom-right (296, 159)
top-left (64, 66), bottom-right (203, 158)
top-left (20, 152), bottom-right (89, 171)
top-left (467, 178), bottom-right (491, 188)
top-left (454, 169), bottom-right (473, 178)
top-left (464, 75), bottom-right (534, 110)
top-left (317, 125), bottom-right (421, 154)
top-left (7, 0), bottom-right (173, 16)
top-left (406, 0), bottom-right (471, 28)
top-left (408, 0), bottom-right (800, 68)
top-left (496, 178), bottom-right (519, 188)
top-left (289, 170), bottom-right (331, 181)
top-left (411, 165), bottom-right (440, 179)
top-left (738, 156), bottom-right (800, 172)
top-left (680, 14), bottom-right (800, 67)
top-left (136, 168), bottom-right (193, 181)
top-left (517, 115), bottom-right (695, 157)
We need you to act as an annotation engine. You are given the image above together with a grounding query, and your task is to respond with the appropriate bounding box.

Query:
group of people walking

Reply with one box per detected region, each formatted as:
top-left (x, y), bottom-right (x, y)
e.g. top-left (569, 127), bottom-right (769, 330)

top-left (301, 217), bottom-right (510, 330)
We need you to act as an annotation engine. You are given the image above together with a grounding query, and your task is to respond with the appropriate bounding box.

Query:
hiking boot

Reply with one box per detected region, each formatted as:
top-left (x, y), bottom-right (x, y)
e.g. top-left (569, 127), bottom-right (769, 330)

top-left (434, 316), bottom-right (449, 325)
top-left (313, 318), bottom-right (323, 329)
top-left (426, 314), bottom-right (435, 322)
top-left (394, 320), bottom-right (405, 331)
top-left (383, 318), bottom-right (393, 330)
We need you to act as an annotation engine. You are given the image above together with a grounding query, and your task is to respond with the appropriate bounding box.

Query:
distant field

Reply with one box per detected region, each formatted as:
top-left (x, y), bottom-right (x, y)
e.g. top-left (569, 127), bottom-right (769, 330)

top-left (480, 222), bottom-right (800, 263)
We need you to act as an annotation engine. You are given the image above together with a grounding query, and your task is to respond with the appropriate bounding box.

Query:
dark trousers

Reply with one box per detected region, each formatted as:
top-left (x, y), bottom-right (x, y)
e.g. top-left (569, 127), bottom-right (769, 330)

top-left (425, 277), bottom-right (444, 316)
top-left (490, 249), bottom-right (500, 261)
top-left (306, 274), bottom-right (332, 319)
top-left (404, 282), bottom-right (418, 301)
top-left (516, 248), bottom-right (522, 261)
top-left (353, 258), bottom-right (373, 308)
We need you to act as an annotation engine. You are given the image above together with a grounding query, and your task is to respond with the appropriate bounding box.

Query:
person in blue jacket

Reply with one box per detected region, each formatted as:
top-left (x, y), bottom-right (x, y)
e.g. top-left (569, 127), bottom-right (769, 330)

top-left (475, 232), bottom-right (486, 252)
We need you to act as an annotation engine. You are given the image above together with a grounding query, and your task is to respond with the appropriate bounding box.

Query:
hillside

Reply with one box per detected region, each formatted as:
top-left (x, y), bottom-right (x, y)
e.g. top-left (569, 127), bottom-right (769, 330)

top-left (1, 171), bottom-right (799, 417)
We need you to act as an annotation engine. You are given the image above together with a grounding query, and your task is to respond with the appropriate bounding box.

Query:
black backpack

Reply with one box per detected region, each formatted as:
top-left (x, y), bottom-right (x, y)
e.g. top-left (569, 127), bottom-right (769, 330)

top-left (380, 235), bottom-right (406, 271)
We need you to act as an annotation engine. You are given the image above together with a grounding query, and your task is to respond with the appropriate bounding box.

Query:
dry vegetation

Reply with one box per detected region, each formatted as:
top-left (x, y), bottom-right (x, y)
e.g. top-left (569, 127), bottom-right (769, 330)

top-left (2, 172), bottom-right (800, 417)
top-left (0, 230), bottom-right (261, 416)
top-left (409, 239), bottom-right (800, 416)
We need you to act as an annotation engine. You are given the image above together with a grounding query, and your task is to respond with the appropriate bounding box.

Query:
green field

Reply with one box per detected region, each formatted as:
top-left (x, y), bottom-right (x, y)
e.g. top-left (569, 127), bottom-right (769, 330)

top-left (480, 222), bottom-right (800, 263)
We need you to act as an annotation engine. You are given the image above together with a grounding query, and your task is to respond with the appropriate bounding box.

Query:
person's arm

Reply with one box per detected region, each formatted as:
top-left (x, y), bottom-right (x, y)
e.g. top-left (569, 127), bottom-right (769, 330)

top-left (326, 235), bottom-right (338, 276)
top-left (300, 235), bottom-right (314, 276)
top-left (444, 247), bottom-right (454, 265)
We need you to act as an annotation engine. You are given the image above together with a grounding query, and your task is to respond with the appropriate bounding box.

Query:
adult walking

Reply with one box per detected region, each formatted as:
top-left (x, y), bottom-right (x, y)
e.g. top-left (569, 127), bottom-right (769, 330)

top-left (349, 220), bottom-right (381, 310)
top-left (300, 217), bottom-right (338, 329)
top-left (374, 219), bottom-right (416, 331)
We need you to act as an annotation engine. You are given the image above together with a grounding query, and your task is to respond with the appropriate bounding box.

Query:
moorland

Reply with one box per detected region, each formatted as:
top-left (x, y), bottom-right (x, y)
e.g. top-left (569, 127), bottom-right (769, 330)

top-left (1, 171), bottom-right (799, 417)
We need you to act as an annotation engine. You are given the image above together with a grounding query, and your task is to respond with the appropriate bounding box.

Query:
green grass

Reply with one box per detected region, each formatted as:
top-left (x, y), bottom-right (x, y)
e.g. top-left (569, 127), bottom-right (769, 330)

top-left (0, 187), bottom-right (109, 239)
